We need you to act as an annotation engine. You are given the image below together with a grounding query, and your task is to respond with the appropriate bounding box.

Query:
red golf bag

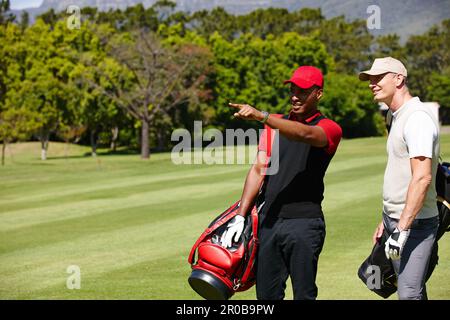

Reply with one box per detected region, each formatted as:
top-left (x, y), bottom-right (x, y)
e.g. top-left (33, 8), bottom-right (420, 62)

top-left (187, 201), bottom-right (259, 300)
top-left (187, 124), bottom-right (275, 300)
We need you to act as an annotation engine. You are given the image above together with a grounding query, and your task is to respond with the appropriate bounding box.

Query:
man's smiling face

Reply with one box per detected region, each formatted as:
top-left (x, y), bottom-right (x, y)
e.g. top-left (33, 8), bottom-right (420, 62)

top-left (289, 84), bottom-right (322, 119)
top-left (368, 72), bottom-right (403, 103)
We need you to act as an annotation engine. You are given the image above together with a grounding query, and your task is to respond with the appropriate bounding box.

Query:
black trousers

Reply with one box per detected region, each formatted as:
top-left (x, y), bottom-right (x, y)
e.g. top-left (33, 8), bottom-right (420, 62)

top-left (255, 216), bottom-right (326, 300)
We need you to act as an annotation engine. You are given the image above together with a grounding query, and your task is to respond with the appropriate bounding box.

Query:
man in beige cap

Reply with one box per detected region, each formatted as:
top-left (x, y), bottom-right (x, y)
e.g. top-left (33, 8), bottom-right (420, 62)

top-left (359, 57), bottom-right (440, 300)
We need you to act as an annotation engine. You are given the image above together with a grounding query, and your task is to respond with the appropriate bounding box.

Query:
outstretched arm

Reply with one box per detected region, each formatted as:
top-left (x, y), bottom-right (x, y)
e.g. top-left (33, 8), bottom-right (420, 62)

top-left (229, 103), bottom-right (328, 147)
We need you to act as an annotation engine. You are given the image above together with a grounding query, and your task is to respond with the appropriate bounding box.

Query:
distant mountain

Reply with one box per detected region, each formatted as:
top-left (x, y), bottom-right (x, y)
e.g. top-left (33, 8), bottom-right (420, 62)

top-left (11, 0), bottom-right (450, 42)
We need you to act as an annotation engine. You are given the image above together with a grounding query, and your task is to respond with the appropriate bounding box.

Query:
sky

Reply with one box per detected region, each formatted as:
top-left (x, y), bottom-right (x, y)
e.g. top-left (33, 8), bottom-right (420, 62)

top-left (10, 0), bottom-right (44, 10)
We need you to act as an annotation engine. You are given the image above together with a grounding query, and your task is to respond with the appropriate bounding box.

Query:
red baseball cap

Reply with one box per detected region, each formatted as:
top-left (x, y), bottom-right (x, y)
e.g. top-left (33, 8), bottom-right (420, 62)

top-left (284, 66), bottom-right (324, 89)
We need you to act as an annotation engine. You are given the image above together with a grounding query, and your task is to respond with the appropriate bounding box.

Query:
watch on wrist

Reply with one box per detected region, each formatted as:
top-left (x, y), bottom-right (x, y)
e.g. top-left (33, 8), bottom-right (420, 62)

top-left (259, 111), bottom-right (270, 124)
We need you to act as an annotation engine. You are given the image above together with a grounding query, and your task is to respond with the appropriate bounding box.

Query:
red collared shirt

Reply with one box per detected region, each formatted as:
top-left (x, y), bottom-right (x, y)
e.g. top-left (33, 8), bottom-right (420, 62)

top-left (258, 111), bottom-right (342, 155)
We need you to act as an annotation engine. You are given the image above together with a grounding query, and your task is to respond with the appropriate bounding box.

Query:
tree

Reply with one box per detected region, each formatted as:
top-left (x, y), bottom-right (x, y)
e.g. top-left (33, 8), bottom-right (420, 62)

top-left (153, 0), bottom-right (176, 22)
top-left (0, 22), bottom-right (16, 109)
top-left (405, 19), bottom-right (449, 103)
top-left (320, 73), bottom-right (385, 138)
top-left (0, 107), bottom-right (40, 165)
top-left (19, 10), bottom-right (29, 30)
top-left (291, 8), bottom-right (325, 36)
top-left (427, 71), bottom-right (450, 124)
top-left (37, 8), bottom-right (58, 26)
top-left (372, 34), bottom-right (406, 61)
top-left (208, 32), bottom-right (333, 130)
top-left (0, 22), bottom-right (38, 165)
top-left (316, 16), bottom-right (373, 74)
top-left (90, 30), bottom-right (212, 159)
top-left (65, 22), bottom-right (126, 156)
top-left (236, 8), bottom-right (291, 39)
top-left (0, 0), bottom-right (15, 25)
top-left (5, 19), bottom-right (83, 160)
top-left (189, 7), bottom-right (237, 40)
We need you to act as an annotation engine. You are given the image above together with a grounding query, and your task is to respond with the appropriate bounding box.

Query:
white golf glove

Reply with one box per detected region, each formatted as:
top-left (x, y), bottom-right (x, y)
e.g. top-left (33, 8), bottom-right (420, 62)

top-left (385, 228), bottom-right (410, 260)
top-left (220, 215), bottom-right (245, 248)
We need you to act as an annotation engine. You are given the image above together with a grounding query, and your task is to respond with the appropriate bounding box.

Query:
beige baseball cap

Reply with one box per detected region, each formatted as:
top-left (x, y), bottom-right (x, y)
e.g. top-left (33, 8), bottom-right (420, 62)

top-left (359, 57), bottom-right (407, 81)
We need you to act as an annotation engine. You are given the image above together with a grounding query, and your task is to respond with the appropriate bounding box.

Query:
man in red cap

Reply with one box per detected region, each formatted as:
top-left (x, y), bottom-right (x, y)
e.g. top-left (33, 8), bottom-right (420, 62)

top-left (222, 66), bottom-right (342, 300)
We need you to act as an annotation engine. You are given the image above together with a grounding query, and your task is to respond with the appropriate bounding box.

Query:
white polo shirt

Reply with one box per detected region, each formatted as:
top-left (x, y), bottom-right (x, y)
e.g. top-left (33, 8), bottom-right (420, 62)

top-left (398, 101), bottom-right (438, 159)
top-left (384, 97), bottom-right (440, 219)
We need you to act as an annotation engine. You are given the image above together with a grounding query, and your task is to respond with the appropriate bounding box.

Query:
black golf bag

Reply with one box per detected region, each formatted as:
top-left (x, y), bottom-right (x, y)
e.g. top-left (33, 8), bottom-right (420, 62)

top-left (358, 162), bottom-right (450, 298)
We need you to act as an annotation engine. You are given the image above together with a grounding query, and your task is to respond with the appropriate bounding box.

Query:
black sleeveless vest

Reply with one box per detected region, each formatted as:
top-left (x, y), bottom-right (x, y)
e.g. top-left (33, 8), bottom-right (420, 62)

top-left (260, 113), bottom-right (335, 219)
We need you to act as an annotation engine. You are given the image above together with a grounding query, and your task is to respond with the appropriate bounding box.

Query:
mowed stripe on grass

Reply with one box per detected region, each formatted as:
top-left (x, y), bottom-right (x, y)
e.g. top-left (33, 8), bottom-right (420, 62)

top-left (1, 134), bottom-right (449, 299)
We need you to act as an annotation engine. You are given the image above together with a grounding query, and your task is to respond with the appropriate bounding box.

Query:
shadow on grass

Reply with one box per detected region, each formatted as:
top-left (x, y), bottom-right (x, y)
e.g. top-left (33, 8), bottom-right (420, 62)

top-left (45, 147), bottom-right (172, 160)
top-left (96, 148), bottom-right (141, 156)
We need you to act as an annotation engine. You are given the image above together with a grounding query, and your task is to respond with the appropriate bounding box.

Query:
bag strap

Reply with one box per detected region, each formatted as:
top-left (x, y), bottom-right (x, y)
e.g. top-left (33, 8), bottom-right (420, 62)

top-left (236, 204), bottom-right (259, 287)
top-left (264, 114), bottom-right (284, 157)
top-left (265, 124), bottom-right (272, 157)
top-left (188, 200), bottom-right (241, 264)
top-left (437, 196), bottom-right (450, 211)
top-left (258, 124), bottom-right (273, 179)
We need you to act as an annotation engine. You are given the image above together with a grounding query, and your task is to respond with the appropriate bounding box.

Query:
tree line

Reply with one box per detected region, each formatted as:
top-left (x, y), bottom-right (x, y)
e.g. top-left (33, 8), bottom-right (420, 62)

top-left (0, 0), bottom-right (449, 162)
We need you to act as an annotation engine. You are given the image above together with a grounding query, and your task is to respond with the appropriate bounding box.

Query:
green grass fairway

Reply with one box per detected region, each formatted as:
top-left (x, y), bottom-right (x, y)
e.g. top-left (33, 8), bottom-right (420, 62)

top-left (1, 134), bottom-right (449, 300)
